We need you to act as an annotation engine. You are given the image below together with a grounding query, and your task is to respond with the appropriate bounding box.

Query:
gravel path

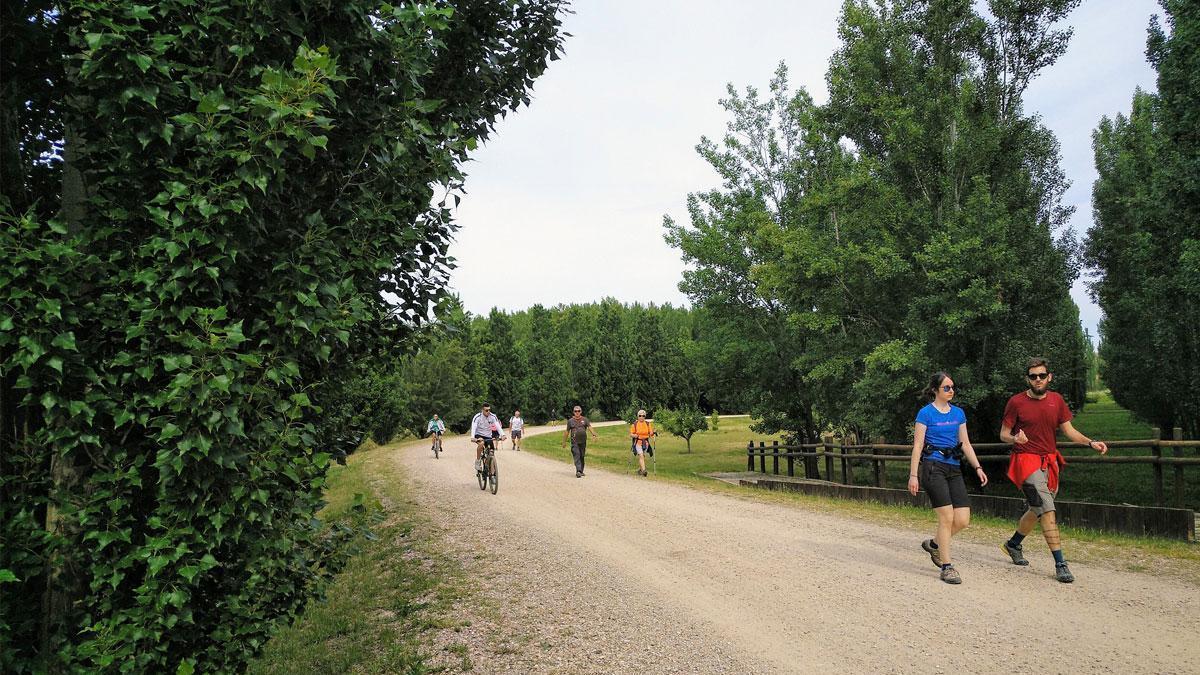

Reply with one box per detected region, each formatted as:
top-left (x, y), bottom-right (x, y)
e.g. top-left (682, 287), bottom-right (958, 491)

top-left (397, 425), bottom-right (1200, 674)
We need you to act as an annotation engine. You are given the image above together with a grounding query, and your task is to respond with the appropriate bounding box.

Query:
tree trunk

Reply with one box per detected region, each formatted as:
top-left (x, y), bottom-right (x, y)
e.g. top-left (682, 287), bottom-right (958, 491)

top-left (40, 125), bottom-right (86, 664)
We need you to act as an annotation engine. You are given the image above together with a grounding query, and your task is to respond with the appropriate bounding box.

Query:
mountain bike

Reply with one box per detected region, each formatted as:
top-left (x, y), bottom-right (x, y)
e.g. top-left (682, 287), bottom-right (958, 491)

top-left (431, 433), bottom-right (442, 459)
top-left (476, 438), bottom-right (498, 494)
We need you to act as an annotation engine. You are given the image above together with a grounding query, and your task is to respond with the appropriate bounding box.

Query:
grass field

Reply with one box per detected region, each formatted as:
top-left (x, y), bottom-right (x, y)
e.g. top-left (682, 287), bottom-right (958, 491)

top-left (1050, 390), bottom-right (1200, 510)
top-left (522, 415), bottom-right (784, 483)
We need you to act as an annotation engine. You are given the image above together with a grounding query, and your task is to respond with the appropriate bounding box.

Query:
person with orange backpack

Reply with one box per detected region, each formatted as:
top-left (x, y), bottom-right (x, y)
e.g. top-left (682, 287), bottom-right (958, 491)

top-left (629, 409), bottom-right (656, 477)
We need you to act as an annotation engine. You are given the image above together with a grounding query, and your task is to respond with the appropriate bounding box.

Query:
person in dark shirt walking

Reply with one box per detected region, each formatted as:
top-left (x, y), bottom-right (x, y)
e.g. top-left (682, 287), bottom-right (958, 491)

top-left (999, 358), bottom-right (1108, 583)
top-left (562, 405), bottom-right (598, 478)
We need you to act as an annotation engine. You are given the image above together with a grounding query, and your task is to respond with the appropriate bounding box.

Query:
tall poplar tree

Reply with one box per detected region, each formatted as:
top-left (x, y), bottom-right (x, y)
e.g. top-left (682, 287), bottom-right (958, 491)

top-left (1087, 1), bottom-right (1200, 437)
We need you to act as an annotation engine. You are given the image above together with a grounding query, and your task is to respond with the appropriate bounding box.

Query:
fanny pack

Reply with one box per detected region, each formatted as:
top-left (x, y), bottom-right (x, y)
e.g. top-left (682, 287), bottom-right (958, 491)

top-left (922, 443), bottom-right (964, 461)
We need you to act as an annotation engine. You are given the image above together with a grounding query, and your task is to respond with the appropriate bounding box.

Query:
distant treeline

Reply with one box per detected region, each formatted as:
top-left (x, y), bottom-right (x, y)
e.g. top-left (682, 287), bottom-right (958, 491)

top-left (343, 292), bottom-right (1092, 447)
top-left (340, 298), bottom-right (726, 439)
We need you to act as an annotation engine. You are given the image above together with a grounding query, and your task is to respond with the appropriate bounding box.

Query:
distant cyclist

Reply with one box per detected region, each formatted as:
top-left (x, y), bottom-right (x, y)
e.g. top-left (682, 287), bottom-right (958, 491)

top-left (471, 404), bottom-right (505, 472)
top-left (509, 410), bottom-right (525, 451)
top-left (426, 414), bottom-right (445, 451)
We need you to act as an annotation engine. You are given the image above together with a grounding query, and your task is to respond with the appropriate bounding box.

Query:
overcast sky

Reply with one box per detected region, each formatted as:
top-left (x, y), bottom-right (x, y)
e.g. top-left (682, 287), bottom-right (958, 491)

top-left (447, 0), bottom-right (1162, 342)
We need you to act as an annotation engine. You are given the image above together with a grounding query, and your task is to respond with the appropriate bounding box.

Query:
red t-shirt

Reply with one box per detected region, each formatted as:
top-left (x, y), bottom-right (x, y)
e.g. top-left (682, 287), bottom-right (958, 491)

top-left (1001, 391), bottom-right (1072, 456)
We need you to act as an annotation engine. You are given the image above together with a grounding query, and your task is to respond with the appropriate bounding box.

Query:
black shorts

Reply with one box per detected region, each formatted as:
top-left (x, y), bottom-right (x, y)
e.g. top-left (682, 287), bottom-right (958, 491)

top-left (473, 434), bottom-right (495, 450)
top-left (920, 460), bottom-right (969, 509)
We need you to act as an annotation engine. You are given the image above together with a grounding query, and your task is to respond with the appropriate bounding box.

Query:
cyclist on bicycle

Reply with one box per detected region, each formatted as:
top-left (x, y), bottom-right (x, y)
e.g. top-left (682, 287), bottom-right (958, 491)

top-left (426, 414), bottom-right (445, 450)
top-left (471, 404), bottom-right (505, 472)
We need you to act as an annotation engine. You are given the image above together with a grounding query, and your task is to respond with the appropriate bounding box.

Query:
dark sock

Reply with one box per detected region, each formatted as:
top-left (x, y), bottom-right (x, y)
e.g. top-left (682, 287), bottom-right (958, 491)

top-left (941, 563), bottom-right (953, 570)
top-left (1052, 549), bottom-right (1066, 565)
top-left (1008, 532), bottom-right (1026, 547)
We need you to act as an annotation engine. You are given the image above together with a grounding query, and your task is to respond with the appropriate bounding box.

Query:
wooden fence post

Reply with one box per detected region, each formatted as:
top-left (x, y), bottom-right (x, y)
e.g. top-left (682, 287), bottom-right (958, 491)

top-left (873, 443), bottom-right (883, 488)
top-left (759, 441), bottom-right (766, 474)
top-left (823, 435), bottom-right (834, 482)
top-left (783, 440), bottom-right (795, 477)
top-left (1152, 427), bottom-right (1163, 506)
top-left (806, 437), bottom-right (818, 479)
top-left (840, 441), bottom-right (850, 485)
top-left (747, 441), bottom-right (754, 472)
top-left (1174, 427), bottom-right (1185, 509)
top-left (772, 440), bottom-right (780, 475)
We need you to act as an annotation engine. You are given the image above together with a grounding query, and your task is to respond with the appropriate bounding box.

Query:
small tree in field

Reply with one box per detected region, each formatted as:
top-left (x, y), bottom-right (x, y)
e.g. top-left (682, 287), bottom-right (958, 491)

top-left (657, 406), bottom-right (708, 453)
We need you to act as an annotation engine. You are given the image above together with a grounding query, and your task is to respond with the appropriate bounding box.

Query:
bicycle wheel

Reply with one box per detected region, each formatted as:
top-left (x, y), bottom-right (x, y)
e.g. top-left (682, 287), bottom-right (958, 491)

top-left (433, 437), bottom-right (440, 459)
top-left (489, 455), bottom-right (498, 494)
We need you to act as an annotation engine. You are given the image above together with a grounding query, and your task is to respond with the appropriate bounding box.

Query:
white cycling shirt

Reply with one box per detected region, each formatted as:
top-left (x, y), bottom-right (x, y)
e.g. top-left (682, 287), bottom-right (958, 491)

top-left (510, 416), bottom-right (524, 432)
top-left (470, 412), bottom-right (501, 437)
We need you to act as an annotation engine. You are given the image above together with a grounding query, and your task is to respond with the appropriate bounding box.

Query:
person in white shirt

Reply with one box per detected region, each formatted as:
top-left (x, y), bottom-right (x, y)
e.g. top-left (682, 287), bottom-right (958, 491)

top-left (470, 404), bottom-right (505, 472)
top-left (509, 410), bottom-right (525, 451)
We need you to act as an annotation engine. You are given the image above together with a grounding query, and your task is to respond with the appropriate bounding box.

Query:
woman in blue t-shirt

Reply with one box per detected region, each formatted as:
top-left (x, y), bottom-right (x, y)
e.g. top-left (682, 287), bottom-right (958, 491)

top-left (907, 371), bottom-right (988, 584)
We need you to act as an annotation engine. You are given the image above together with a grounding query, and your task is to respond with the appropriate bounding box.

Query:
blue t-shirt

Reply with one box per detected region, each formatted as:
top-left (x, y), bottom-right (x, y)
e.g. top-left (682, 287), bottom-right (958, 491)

top-left (916, 403), bottom-right (966, 465)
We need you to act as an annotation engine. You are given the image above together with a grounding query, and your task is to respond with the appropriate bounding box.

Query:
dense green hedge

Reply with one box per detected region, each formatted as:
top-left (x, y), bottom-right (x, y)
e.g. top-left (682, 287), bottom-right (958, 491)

top-left (0, 2), bottom-right (566, 672)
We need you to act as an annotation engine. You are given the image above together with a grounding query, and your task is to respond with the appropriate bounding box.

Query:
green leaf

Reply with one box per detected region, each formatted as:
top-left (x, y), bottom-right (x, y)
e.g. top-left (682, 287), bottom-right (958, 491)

top-left (197, 91), bottom-right (225, 114)
top-left (0, 569), bottom-right (20, 583)
top-left (130, 53), bottom-right (154, 72)
top-left (52, 331), bottom-right (77, 351)
top-left (113, 409), bottom-right (134, 428)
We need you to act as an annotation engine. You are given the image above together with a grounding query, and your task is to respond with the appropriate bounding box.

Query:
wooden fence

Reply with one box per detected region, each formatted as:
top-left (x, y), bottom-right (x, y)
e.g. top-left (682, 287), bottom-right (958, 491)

top-left (746, 427), bottom-right (1198, 509)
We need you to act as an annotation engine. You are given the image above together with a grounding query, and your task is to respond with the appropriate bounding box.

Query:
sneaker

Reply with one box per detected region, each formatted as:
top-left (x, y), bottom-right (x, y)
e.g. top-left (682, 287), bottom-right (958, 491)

top-left (1001, 541), bottom-right (1030, 566)
top-left (940, 566), bottom-right (962, 584)
top-left (1055, 563), bottom-right (1075, 583)
top-left (475, 459), bottom-right (482, 472)
top-left (576, 471), bottom-right (582, 478)
top-left (921, 539), bottom-right (942, 568)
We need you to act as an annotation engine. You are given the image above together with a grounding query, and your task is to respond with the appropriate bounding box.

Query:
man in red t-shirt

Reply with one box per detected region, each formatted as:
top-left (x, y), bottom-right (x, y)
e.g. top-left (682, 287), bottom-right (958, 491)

top-left (998, 357), bottom-right (1108, 583)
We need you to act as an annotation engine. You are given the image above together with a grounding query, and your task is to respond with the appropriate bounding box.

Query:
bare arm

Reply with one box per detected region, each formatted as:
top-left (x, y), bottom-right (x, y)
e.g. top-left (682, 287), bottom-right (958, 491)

top-left (1000, 423), bottom-right (1028, 446)
top-left (908, 423), bottom-right (926, 495)
top-left (1059, 421), bottom-right (1108, 454)
top-left (958, 423), bottom-right (988, 486)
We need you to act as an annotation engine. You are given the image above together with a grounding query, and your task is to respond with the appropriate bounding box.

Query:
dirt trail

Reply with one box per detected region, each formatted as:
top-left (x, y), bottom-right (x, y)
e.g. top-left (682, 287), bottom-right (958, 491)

top-left (398, 425), bottom-right (1200, 674)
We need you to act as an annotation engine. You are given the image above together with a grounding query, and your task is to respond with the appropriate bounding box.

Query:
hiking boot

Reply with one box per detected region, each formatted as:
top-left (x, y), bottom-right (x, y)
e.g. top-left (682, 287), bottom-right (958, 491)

top-left (921, 539), bottom-right (942, 568)
top-left (1001, 541), bottom-right (1030, 566)
top-left (576, 471), bottom-right (582, 478)
top-left (1055, 563), bottom-right (1075, 583)
top-left (940, 566), bottom-right (962, 584)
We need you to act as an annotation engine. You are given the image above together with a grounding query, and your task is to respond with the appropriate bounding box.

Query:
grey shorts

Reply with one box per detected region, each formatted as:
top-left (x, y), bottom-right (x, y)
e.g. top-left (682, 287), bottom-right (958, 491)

top-left (512, 430), bottom-right (522, 439)
top-left (1021, 468), bottom-right (1057, 516)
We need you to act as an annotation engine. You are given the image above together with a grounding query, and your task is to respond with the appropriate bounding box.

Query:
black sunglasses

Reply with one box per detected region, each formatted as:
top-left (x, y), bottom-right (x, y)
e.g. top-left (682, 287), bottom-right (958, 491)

top-left (941, 385), bottom-right (955, 392)
top-left (1027, 372), bottom-right (1049, 380)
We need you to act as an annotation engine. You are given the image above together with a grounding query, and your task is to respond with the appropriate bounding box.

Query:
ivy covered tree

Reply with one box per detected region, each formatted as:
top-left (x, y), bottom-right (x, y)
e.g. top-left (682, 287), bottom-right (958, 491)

top-left (0, 2), bottom-right (567, 672)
